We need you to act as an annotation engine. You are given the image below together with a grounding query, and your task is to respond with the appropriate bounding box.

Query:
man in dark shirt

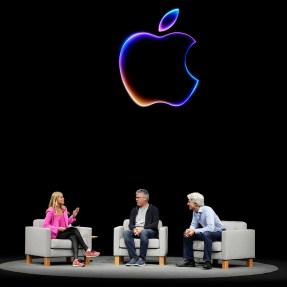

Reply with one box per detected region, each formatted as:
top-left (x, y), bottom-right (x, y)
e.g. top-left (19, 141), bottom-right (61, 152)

top-left (124, 188), bottom-right (159, 266)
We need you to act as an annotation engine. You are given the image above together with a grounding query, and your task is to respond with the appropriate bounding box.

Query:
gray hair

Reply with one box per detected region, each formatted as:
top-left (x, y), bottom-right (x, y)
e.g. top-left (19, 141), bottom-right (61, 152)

top-left (136, 188), bottom-right (149, 200)
top-left (187, 192), bottom-right (204, 207)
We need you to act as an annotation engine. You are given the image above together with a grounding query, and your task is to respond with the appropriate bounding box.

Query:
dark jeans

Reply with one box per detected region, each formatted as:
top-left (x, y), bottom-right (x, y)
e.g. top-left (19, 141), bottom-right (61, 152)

top-left (123, 229), bottom-right (158, 260)
top-left (183, 231), bottom-right (222, 262)
top-left (56, 227), bottom-right (88, 259)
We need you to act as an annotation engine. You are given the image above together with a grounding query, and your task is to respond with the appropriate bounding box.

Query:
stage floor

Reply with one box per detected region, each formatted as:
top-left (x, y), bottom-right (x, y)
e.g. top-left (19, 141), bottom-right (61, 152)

top-left (0, 256), bottom-right (278, 279)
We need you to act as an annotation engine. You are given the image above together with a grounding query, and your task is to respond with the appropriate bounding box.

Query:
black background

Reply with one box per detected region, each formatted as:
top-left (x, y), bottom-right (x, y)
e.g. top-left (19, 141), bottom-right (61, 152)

top-left (1, 0), bottom-right (286, 261)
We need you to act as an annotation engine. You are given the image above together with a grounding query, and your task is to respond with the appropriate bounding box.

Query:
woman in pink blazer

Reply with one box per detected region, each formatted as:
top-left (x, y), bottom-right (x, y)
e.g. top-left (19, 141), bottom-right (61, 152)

top-left (43, 191), bottom-right (100, 267)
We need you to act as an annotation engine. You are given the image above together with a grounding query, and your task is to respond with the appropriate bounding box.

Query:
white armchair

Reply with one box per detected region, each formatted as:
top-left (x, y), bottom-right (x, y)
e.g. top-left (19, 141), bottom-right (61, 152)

top-left (193, 220), bottom-right (255, 269)
top-left (114, 219), bottom-right (168, 266)
top-left (25, 219), bottom-right (92, 266)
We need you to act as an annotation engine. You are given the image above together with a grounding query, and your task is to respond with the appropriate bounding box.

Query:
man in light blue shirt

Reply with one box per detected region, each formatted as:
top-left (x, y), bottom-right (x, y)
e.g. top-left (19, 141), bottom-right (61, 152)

top-left (176, 192), bottom-right (225, 269)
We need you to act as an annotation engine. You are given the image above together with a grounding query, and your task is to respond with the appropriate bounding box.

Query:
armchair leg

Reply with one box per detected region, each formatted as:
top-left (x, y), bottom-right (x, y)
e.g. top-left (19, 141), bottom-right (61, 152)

top-left (85, 257), bottom-right (91, 265)
top-left (222, 260), bottom-right (229, 269)
top-left (247, 258), bottom-right (253, 267)
top-left (159, 256), bottom-right (166, 266)
top-left (115, 256), bottom-right (123, 265)
top-left (44, 257), bottom-right (51, 266)
top-left (26, 255), bottom-right (32, 264)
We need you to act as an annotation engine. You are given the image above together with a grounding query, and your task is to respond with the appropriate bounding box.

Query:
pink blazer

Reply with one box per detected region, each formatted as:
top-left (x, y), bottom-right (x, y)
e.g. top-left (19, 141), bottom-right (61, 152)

top-left (42, 207), bottom-right (76, 239)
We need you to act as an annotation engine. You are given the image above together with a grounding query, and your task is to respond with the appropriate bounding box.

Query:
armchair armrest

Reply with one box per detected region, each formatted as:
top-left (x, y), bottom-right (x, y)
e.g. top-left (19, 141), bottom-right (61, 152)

top-left (113, 226), bottom-right (124, 255)
top-left (158, 226), bottom-right (168, 256)
top-left (221, 229), bottom-right (255, 259)
top-left (76, 226), bottom-right (92, 248)
top-left (25, 226), bottom-right (51, 257)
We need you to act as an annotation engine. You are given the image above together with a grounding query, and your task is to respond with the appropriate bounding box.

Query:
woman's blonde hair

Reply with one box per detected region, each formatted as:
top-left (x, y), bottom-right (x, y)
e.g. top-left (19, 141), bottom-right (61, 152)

top-left (48, 191), bottom-right (62, 208)
top-left (46, 191), bottom-right (68, 214)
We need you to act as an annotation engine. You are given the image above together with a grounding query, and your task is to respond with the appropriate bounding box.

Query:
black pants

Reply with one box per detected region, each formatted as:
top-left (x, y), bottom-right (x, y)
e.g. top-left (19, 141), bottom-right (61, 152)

top-left (56, 227), bottom-right (88, 259)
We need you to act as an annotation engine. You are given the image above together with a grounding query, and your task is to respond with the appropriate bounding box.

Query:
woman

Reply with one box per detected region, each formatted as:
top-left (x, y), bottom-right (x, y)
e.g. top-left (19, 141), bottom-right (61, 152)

top-left (43, 191), bottom-right (100, 267)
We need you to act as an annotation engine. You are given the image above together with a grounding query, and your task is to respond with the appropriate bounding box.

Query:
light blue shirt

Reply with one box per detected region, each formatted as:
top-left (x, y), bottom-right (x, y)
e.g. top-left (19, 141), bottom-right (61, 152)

top-left (190, 205), bottom-right (225, 234)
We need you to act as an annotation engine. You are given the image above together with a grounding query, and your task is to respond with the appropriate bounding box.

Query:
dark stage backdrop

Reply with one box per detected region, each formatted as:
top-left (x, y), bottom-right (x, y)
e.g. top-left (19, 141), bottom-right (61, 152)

top-left (1, 0), bottom-right (285, 260)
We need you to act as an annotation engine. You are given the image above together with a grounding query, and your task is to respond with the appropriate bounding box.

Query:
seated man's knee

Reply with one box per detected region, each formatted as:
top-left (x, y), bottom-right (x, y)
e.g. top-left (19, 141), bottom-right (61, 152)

top-left (123, 230), bottom-right (133, 238)
top-left (140, 229), bottom-right (149, 237)
top-left (202, 231), bottom-right (212, 239)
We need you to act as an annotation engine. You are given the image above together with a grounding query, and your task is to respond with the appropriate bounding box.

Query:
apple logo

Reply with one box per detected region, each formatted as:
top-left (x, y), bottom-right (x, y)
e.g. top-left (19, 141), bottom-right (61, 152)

top-left (119, 8), bottom-right (199, 107)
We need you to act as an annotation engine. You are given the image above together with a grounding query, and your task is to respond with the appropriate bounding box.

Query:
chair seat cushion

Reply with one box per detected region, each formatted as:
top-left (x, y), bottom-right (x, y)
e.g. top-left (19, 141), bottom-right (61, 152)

top-left (119, 238), bottom-right (160, 249)
top-left (193, 240), bottom-right (222, 252)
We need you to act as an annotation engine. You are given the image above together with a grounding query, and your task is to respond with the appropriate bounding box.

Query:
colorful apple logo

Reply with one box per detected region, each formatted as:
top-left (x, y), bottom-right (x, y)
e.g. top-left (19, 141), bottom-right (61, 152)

top-left (119, 8), bottom-right (199, 107)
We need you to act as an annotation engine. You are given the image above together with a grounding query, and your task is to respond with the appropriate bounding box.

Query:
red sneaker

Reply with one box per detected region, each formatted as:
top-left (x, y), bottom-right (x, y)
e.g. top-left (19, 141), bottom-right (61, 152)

top-left (73, 259), bottom-right (85, 267)
top-left (86, 250), bottom-right (100, 257)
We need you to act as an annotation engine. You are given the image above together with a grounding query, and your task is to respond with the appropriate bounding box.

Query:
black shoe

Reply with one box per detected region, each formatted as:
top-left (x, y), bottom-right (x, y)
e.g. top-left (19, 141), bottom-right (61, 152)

top-left (176, 260), bottom-right (195, 267)
top-left (203, 261), bottom-right (212, 269)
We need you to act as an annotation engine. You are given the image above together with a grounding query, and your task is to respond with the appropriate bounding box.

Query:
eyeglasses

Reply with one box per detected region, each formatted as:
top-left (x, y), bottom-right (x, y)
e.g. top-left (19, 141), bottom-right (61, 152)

top-left (135, 196), bottom-right (144, 199)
